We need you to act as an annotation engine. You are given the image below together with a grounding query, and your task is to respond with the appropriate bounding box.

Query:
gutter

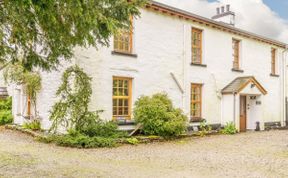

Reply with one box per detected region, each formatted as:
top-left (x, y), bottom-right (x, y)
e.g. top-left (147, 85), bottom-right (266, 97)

top-left (282, 46), bottom-right (288, 126)
top-left (182, 24), bottom-right (187, 110)
top-left (233, 91), bottom-right (236, 125)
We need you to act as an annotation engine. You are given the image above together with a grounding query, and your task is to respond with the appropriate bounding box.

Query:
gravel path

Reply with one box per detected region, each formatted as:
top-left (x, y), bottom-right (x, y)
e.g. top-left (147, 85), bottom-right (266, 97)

top-left (0, 127), bottom-right (288, 178)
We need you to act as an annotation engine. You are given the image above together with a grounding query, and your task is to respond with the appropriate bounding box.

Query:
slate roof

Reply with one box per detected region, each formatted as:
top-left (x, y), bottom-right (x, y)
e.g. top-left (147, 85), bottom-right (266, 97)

top-left (221, 76), bottom-right (267, 95)
top-left (148, 1), bottom-right (287, 48)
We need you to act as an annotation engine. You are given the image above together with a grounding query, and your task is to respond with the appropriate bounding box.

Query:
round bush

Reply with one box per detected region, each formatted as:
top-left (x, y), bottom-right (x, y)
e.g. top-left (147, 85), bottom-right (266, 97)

top-left (134, 93), bottom-right (187, 137)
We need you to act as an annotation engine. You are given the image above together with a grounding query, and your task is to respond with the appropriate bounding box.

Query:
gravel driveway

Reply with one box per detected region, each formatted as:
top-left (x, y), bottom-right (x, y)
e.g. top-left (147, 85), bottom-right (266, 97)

top-left (0, 127), bottom-right (288, 178)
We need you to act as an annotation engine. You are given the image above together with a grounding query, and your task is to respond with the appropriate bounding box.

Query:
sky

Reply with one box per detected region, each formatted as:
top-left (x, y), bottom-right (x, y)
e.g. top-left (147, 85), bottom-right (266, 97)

top-left (207, 0), bottom-right (288, 20)
top-left (155, 0), bottom-right (288, 43)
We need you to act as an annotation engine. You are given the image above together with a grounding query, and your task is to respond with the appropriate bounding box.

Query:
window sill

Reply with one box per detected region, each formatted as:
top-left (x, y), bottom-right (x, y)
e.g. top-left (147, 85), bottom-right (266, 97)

top-left (231, 68), bottom-right (244, 73)
top-left (270, 73), bottom-right (279, 77)
top-left (111, 51), bottom-right (138, 58)
top-left (190, 63), bottom-right (207, 67)
top-left (116, 119), bottom-right (135, 126)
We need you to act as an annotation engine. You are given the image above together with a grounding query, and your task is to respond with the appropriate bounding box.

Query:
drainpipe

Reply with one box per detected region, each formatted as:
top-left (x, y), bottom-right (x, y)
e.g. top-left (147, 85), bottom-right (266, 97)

top-left (182, 24), bottom-right (186, 111)
top-left (282, 46), bottom-right (288, 126)
top-left (233, 91), bottom-right (236, 124)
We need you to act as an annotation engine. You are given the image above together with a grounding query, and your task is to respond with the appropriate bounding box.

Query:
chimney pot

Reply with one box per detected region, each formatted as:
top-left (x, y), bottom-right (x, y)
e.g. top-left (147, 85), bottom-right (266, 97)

top-left (212, 4), bottom-right (236, 27)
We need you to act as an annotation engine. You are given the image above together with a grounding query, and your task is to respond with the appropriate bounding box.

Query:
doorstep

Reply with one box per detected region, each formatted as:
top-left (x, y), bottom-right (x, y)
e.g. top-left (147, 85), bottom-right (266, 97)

top-left (117, 119), bottom-right (136, 132)
top-left (118, 124), bottom-right (136, 132)
top-left (188, 122), bottom-right (221, 132)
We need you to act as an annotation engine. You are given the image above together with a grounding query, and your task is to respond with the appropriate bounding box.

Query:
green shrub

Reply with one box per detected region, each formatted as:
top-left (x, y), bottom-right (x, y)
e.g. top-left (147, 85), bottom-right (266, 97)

top-left (134, 93), bottom-right (187, 137)
top-left (126, 138), bottom-right (139, 145)
top-left (0, 97), bottom-right (12, 110)
top-left (39, 132), bottom-right (117, 148)
top-left (221, 122), bottom-right (238, 135)
top-left (0, 110), bottom-right (13, 125)
top-left (198, 120), bottom-right (212, 137)
top-left (78, 116), bottom-right (126, 138)
top-left (23, 120), bottom-right (41, 131)
top-left (0, 97), bottom-right (13, 125)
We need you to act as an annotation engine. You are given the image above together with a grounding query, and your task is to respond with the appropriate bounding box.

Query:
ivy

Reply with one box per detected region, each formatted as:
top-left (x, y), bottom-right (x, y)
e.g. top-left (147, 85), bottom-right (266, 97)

top-left (49, 65), bottom-right (94, 132)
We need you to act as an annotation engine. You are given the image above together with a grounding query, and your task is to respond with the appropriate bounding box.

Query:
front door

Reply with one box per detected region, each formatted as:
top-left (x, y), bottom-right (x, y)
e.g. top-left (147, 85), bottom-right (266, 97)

top-left (240, 95), bottom-right (247, 132)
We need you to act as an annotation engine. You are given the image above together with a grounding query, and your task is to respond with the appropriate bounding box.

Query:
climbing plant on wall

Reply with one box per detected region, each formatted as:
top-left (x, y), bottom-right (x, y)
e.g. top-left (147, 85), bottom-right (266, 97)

top-left (49, 65), bottom-right (95, 132)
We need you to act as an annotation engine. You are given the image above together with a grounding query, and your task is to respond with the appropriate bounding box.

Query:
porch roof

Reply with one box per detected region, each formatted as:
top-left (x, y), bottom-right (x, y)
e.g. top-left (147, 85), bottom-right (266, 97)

top-left (221, 76), bottom-right (267, 95)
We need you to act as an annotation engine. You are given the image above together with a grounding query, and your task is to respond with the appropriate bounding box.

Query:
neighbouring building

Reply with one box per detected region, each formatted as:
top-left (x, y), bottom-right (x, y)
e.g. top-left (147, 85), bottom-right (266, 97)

top-left (10, 1), bottom-right (288, 132)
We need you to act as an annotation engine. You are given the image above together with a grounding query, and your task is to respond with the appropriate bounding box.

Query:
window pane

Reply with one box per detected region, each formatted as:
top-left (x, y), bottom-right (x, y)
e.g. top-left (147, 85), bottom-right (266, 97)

top-left (119, 80), bottom-right (123, 87)
top-left (124, 99), bottom-right (128, 107)
top-left (119, 99), bottom-right (123, 106)
top-left (124, 88), bottom-right (128, 96)
top-left (124, 107), bottom-right (129, 115)
top-left (118, 108), bottom-right (123, 115)
top-left (113, 107), bottom-right (117, 115)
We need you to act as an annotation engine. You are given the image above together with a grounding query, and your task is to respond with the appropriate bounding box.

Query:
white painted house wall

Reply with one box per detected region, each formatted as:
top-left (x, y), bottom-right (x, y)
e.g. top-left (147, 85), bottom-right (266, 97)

top-left (0, 71), bottom-right (4, 87)
top-left (11, 7), bottom-right (287, 131)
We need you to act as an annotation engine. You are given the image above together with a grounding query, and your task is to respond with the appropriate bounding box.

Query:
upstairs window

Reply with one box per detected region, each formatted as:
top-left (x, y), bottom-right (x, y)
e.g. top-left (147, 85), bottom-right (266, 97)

top-left (113, 77), bottom-right (132, 120)
top-left (114, 17), bottom-right (133, 54)
top-left (232, 39), bottom-right (240, 70)
top-left (191, 84), bottom-right (202, 121)
top-left (271, 48), bottom-right (277, 75)
top-left (192, 28), bottom-right (202, 64)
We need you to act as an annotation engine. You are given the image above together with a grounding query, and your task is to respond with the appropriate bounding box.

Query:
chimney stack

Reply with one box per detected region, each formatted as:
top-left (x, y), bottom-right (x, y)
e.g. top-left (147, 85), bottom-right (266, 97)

top-left (212, 4), bottom-right (235, 26)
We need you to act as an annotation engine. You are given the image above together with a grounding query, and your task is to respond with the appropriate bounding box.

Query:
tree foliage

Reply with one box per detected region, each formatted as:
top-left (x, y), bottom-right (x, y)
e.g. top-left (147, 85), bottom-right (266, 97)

top-left (0, 0), bottom-right (146, 71)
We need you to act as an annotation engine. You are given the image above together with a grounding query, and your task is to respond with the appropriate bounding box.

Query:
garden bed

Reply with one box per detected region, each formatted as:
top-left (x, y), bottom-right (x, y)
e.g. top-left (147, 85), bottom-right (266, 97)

top-left (4, 124), bottom-right (221, 148)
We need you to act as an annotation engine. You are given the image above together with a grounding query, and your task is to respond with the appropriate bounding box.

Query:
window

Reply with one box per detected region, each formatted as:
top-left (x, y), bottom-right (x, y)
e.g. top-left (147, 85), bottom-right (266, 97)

top-left (114, 17), bottom-right (133, 54)
top-left (232, 39), bottom-right (240, 70)
top-left (271, 48), bottom-right (276, 75)
top-left (191, 28), bottom-right (202, 64)
top-left (112, 77), bottom-right (132, 120)
top-left (191, 84), bottom-right (202, 121)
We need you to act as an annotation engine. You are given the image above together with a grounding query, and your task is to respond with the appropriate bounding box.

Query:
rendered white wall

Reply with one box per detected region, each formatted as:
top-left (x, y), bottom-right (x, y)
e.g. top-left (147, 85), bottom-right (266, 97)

top-left (0, 71), bottom-right (4, 87)
top-left (221, 94), bottom-right (234, 125)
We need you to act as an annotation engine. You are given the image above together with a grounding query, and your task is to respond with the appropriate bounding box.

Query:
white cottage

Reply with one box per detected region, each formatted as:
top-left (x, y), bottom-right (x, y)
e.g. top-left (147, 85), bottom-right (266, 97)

top-left (11, 1), bottom-right (288, 132)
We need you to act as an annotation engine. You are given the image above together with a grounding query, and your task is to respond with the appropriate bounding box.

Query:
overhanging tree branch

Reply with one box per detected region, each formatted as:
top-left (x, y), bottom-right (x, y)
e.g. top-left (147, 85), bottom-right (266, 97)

top-left (0, 0), bottom-right (146, 71)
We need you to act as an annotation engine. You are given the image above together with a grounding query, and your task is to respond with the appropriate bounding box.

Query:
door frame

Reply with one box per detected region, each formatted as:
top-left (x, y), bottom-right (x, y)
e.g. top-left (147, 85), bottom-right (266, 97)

top-left (239, 95), bottom-right (247, 132)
